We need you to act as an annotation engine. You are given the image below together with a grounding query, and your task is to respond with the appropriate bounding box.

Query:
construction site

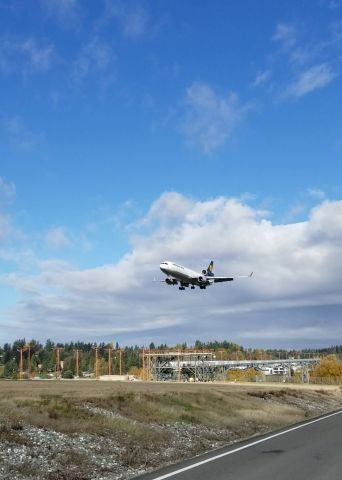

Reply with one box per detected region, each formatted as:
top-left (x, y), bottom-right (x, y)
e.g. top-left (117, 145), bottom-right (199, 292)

top-left (140, 349), bottom-right (319, 382)
top-left (8, 344), bottom-right (321, 383)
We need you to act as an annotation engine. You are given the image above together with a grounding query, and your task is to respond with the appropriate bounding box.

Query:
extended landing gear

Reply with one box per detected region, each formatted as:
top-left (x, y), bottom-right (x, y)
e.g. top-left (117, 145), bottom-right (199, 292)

top-left (191, 286), bottom-right (195, 289)
top-left (179, 286), bottom-right (186, 290)
top-left (199, 286), bottom-right (206, 290)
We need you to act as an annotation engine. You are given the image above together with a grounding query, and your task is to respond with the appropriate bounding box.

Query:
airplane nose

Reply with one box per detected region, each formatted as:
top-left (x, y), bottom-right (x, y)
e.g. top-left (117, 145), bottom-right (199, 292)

top-left (160, 263), bottom-right (168, 274)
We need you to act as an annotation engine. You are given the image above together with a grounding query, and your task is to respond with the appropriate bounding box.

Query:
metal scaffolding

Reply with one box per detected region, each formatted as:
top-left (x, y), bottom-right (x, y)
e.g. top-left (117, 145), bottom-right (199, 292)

top-left (141, 349), bottom-right (320, 382)
top-left (142, 349), bottom-right (215, 382)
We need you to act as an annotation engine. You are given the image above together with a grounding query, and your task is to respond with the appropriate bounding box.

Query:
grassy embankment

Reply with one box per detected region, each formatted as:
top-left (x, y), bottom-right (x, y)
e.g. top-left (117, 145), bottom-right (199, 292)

top-left (0, 381), bottom-right (341, 479)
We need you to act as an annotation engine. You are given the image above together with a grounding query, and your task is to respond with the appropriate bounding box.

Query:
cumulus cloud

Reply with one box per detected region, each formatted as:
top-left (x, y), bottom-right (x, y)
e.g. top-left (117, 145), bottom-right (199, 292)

top-left (180, 82), bottom-right (253, 154)
top-left (1, 192), bottom-right (342, 348)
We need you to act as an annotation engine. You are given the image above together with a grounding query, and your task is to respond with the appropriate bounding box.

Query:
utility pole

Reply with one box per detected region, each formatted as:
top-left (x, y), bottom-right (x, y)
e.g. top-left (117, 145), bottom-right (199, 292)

top-left (142, 348), bottom-right (145, 380)
top-left (177, 349), bottom-right (181, 382)
top-left (119, 349), bottom-right (122, 375)
top-left (54, 347), bottom-right (64, 379)
top-left (74, 349), bottom-right (80, 378)
top-left (17, 348), bottom-right (23, 380)
top-left (25, 344), bottom-right (31, 380)
top-left (105, 347), bottom-right (113, 375)
top-left (92, 346), bottom-right (99, 379)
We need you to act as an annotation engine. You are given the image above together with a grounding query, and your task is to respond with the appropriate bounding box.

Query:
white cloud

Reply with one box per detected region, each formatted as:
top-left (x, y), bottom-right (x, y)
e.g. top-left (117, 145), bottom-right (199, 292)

top-left (328, 0), bottom-right (342, 10)
top-left (2, 193), bottom-right (342, 348)
top-left (254, 22), bottom-right (338, 101)
top-left (103, 0), bottom-right (149, 39)
top-left (20, 38), bottom-right (54, 72)
top-left (0, 180), bottom-right (17, 249)
top-left (0, 177), bottom-right (16, 205)
top-left (307, 188), bottom-right (326, 200)
top-left (181, 82), bottom-right (253, 154)
top-left (0, 213), bottom-right (11, 242)
top-left (4, 117), bottom-right (42, 152)
top-left (307, 200), bottom-right (342, 243)
top-left (252, 69), bottom-right (271, 87)
top-left (0, 36), bottom-right (54, 75)
top-left (273, 23), bottom-right (297, 50)
top-left (40, 0), bottom-right (81, 27)
top-left (45, 227), bottom-right (72, 250)
top-left (287, 202), bottom-right (307, 220)
top-left (283, 63), bottom-right (335, 99)
top-left (140, 192), bottom-right (194, 227)
top-left (72, 37), bottom-right (114, 83)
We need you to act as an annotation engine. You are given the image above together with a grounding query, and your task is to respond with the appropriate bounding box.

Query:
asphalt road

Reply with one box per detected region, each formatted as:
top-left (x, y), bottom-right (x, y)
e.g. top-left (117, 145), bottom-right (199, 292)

top-left (138, 410), bottom-right (342, 480)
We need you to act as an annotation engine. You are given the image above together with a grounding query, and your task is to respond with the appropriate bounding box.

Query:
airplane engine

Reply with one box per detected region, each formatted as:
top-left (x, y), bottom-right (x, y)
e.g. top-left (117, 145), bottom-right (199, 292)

top-left (198, 276), bottom-right (206, 283)
top-left (202, 269), bottom-right (207, 275)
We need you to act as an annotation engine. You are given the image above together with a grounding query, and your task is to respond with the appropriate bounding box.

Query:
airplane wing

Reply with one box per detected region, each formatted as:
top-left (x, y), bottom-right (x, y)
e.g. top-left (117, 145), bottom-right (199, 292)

top-left (211, 277), bottom-right (234, 283)
top-left (153, 278), bottom-right (173, 282)
top-left (211, 272), bottom-right (253, 283)
top-left (153, 277), bottom-right (178, 285)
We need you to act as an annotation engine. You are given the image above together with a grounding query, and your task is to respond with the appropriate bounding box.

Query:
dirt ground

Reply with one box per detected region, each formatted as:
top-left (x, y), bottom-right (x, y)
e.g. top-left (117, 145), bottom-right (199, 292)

top-left (1, 378), bottom-right (340, 397)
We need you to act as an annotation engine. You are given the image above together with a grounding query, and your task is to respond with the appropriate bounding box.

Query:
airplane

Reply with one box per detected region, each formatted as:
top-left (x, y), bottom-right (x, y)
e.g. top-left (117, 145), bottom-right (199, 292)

top-left (158, 260), bottom-right (253, 290)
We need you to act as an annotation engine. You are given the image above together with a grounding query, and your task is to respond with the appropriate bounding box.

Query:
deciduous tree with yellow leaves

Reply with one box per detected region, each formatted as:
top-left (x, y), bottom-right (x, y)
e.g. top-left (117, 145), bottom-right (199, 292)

top-left (311, 355), bottom-right (342, 378)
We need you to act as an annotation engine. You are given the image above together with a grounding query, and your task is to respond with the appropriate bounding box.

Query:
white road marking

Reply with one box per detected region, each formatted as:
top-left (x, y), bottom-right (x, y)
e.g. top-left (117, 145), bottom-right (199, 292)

top-left (151, 410), bottom-right (342, 479)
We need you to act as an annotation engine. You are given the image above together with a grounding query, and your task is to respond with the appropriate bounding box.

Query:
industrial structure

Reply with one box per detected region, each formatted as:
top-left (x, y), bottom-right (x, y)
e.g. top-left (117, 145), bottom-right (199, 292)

top-left (5, 343), bottom-right (321, 382)
top-left (141, 349), bottom-right (320, 382)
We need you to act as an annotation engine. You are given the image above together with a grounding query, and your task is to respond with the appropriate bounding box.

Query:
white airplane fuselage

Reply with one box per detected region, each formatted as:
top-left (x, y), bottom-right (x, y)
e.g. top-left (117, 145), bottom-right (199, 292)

top-left (159, 261), bottom-right (213, 288)
top-left (159, 260), bottom-right (251, 291)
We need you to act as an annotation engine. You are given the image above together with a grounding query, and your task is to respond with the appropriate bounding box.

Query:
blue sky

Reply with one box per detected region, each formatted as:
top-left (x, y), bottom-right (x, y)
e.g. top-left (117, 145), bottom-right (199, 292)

top-left (0, 0), bottom-right (342, 348)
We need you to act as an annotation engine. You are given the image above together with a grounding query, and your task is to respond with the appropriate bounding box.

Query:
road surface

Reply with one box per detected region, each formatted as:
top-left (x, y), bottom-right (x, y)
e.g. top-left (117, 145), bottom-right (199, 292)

top-left (138, 410), bottom-right (342, 480)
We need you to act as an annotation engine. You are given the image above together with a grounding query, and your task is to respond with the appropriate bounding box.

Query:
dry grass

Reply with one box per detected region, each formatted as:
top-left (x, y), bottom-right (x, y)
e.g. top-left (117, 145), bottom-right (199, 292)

top-left (0, 381), bottom-right (341, 434)
top-left (0, 380), bottom-right (341, 477)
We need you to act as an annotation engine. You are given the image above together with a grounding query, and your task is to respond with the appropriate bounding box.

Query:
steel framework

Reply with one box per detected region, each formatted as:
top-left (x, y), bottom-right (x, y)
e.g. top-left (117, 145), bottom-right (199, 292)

top-left (142, 350), bottom-right (216, 381)
top-left (141, 349), bottom-right (320, 382)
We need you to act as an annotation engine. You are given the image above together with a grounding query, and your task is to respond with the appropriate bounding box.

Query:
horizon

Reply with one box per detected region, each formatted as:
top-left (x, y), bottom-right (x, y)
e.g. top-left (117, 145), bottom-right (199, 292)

top-left (1, 337), bottom-right (342, 353)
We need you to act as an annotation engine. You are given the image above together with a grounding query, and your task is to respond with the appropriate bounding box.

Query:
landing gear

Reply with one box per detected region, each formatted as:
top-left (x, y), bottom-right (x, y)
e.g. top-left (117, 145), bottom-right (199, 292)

top-left (191, 286), bottom-right (195, 289)
top-left (179, 286), bottom-right (186, 290)
top-left (199, 286), bottom-right (206, 290)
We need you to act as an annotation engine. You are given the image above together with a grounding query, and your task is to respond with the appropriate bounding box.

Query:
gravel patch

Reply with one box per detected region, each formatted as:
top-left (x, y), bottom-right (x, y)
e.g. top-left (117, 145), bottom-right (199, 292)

top-left (1, 387), bottom-right (341, 480)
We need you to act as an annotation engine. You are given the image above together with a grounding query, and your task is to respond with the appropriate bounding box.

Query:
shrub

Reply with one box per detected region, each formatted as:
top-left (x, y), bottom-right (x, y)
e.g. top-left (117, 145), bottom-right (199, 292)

top-left (311, 355), bottom-right (342, 378)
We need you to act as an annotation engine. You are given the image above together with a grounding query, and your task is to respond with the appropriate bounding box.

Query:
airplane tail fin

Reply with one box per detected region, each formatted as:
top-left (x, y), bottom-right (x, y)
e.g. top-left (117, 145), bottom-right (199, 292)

top-left (206, 260), bottom-right (214, 277)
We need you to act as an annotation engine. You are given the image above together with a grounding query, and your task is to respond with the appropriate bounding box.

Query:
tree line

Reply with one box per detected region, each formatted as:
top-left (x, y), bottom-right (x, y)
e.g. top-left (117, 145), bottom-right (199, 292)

top-left (0, 338), bottom-right (341, 379)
